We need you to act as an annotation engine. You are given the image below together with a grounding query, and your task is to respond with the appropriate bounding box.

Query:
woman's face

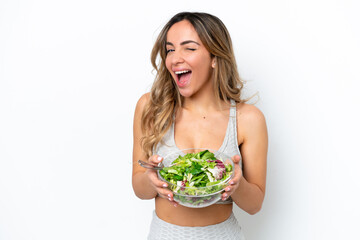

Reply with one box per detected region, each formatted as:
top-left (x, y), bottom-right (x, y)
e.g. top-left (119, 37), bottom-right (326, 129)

top-left (165, 20), bottom-right (215, 98)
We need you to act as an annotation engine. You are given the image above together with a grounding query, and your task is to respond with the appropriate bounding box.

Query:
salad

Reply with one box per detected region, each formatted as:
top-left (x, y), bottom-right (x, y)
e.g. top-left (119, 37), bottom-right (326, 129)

top-left (159, 150), bottom-right (233, 206)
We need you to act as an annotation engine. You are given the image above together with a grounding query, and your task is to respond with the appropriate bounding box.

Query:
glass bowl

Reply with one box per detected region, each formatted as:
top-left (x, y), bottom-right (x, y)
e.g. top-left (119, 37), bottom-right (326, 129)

top-left (158, 148), bottom-right (234, 208)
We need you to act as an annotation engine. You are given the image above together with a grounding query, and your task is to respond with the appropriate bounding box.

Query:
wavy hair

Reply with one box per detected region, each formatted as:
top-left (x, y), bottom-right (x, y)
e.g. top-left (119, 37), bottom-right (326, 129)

top-left (141, 12), bottom-right (246, 158)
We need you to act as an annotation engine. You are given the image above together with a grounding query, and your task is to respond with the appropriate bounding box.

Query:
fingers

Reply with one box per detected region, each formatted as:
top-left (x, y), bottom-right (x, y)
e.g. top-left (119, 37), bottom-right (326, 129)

top-left (231, 155), bottom-right (241, 164)
top-left (221, 179), bottom-right (237, 199)
top-left (153, 181), bottom-right (178, 207)
top-left (231, 163), bottom-right (243, 182)
top-left (148, 172), bottom-right (174, 198)
top-left (146, 155), bottom-right (178, 207)
top-left (148, 155), bottom-right (163, 165)
top-left (147, 169), bottom-right (166, 186)
top-left (222, 161), bottom-right (242, 201)
top-left (157, 187), bottom-right (173, 200)
top-left (222, 182), bottom-right (237, 201)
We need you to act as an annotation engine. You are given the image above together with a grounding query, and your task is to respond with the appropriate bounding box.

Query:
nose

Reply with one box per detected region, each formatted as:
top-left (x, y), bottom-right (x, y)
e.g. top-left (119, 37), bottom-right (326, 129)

top-left (170, 50), bottom-right (184, 65)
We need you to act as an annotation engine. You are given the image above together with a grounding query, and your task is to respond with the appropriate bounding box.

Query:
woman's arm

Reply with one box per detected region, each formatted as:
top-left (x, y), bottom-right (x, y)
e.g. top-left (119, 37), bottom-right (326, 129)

top-left (222, 104), bottom-right (268, 214)
top-left (132, 93), bottom-right (156, 199)
top-left (132, 93), bottom-right (174, 201)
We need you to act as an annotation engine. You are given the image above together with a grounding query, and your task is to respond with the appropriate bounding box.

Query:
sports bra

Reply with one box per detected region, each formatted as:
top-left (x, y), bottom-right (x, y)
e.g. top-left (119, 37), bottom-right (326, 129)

top-left (154, 99), bottom-right (242, 204)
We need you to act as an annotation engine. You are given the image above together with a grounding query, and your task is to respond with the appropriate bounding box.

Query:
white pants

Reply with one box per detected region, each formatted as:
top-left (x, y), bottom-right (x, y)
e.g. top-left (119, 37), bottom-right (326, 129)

top-left (148, 211), bottom-right (246, 240)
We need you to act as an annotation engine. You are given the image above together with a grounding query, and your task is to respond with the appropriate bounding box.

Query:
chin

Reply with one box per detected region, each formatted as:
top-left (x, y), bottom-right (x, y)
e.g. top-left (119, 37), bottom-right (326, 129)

top-left (178, 89), bottom-right (193, 98)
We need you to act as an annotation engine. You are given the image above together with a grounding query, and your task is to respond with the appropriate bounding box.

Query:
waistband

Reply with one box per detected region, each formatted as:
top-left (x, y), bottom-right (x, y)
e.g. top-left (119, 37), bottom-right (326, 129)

top-left (148, 210), bottom-right (245, 240)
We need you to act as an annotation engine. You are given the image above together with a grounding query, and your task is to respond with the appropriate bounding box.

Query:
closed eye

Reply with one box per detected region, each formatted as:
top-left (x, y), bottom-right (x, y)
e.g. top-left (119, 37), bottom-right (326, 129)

top-left (186, 48), bottom-right (196, 51)
top-left (166, 49), bottom-right (174, 53)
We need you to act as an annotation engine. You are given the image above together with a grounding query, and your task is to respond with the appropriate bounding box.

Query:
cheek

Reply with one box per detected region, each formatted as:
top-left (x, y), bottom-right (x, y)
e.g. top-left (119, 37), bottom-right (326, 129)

top-left (165, 57), bottom-right (176, 80)
top-left (165, 57), bottom-right (171, 70)
top-left (195, 61), bottom-right (212, 77)
top-left (191, 55), bottom-right (211, 70)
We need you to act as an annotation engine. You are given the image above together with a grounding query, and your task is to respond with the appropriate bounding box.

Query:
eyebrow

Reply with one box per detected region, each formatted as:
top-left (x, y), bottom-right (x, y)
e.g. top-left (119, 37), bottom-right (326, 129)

top-left (166, 40), bottom-right (200, 46)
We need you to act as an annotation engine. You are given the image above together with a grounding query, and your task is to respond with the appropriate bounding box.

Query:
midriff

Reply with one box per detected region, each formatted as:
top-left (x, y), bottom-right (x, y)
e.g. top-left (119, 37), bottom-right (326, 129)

top-left (155, 197), bottom-right (233, 226)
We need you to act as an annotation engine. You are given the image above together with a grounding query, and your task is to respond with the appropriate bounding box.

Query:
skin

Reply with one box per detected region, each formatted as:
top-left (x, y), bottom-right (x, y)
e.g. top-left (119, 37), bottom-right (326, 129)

top-left (132, 20), bottom-right (268, 226)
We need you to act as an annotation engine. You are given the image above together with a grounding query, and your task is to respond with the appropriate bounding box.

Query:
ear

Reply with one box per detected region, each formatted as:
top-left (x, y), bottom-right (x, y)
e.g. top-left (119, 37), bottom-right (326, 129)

top-left (211, 58), bottom-right (216, 68)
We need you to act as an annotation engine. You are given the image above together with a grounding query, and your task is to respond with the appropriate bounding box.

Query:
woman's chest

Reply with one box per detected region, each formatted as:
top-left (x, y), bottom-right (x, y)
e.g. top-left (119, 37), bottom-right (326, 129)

top-left (174, 115), bottom-right (229, 150)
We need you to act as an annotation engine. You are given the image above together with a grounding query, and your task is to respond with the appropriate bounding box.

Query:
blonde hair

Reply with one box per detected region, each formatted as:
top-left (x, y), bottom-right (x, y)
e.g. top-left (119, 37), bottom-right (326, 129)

top-left (141, 12), bottom-right (246, 158)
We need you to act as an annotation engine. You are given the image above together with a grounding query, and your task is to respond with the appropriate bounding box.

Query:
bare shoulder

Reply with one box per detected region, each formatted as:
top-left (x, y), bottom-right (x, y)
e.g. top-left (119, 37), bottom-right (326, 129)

top-left (134, 92), bottom-right (151, 118)
top-left (236, 103), bottom-right (267, 142)
top-left (236, 103), bottom-right (266, 124)
top-left (135, 92), bottom-right (150, 111)
top-left (133, 92), bottom-right (151, 128)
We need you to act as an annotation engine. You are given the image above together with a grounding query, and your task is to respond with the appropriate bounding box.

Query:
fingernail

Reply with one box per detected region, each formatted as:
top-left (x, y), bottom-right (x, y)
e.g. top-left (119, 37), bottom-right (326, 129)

top-left (157, 157), bottom-right (162, 162)
top-left (230, 181), bottom-right (234, 185)
top-left (168, 194), bottom-right (171, 198)
top-left (224, 193), bottom-right (228, 198)
top-left (168, 198), bottom-right (172, 201)
top-left (163, 184), bottom-right (167, 187)
top-left (173, 203), bottom-right (178, 207)
top-left (225, 187), bottom-right (230, 192)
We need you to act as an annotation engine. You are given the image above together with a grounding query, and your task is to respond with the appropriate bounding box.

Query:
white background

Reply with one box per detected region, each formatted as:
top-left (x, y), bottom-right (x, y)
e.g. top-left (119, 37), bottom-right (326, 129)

top-left (1, 0), bottom-right (359, 239)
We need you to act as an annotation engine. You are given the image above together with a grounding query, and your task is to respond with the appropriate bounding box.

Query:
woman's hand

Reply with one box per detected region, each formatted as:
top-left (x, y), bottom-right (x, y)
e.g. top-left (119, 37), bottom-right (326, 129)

top-left (145, 155), bottom-right (178, 207)
top-left (222, 155), bottom-right (243, 201)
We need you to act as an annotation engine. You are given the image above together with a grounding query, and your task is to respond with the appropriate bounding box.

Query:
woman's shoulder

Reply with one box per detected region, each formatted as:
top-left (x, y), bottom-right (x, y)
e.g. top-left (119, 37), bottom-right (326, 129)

top-left (235, 102), bottom-right (267, 145)
top-left (134, 92), bottom-right (151, 121)
top-left (135, 92), bottom-right (150, 111)
top-left (236, 102), bottom-right (265, 121)
top-left (235, 102), bottom-right (267, 133)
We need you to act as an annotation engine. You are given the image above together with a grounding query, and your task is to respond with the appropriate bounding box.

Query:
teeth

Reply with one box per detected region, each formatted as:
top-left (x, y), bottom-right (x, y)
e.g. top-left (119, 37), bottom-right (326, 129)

top-left (175, 70), bottom-right (190, 75)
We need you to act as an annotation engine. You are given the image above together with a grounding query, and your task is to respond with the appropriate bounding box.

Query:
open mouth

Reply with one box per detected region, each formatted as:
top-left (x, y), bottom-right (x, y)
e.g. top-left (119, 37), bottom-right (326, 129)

top-left (175, 70), bottom-right (192, 87)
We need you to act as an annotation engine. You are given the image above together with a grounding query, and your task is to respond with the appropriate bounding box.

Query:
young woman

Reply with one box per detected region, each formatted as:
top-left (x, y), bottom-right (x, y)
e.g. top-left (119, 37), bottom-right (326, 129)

top-left (132, 12), bottom-right (268, 240)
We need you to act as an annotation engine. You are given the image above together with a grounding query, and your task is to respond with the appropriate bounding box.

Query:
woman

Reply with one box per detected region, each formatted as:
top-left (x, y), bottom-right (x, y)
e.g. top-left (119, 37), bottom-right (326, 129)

top-left (132, 12), bottom-right (268, 239)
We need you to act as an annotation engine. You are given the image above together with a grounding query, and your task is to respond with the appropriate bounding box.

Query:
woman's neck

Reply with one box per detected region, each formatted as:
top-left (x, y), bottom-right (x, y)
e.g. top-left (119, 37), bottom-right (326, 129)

top-left (182, 93), bottom-right (229, 117)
